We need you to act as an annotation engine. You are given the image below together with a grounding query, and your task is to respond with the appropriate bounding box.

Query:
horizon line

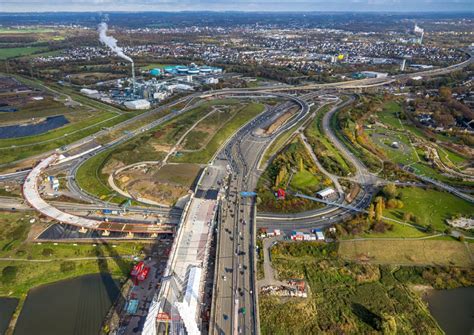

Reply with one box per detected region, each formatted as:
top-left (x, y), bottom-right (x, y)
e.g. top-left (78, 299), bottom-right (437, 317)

top-left (2, 10), bottom-right (474, 14)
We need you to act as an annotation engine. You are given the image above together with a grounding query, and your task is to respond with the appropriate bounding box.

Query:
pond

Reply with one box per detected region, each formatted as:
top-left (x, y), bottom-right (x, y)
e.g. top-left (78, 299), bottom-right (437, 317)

top-left (14, 273), bottom-right (122, 335)
top-left (424, 286), bottom-right (474, 335)
top-left (0, 297), bottom-right (18, 334)
top-left (0, 115), bottom-right (69, 139)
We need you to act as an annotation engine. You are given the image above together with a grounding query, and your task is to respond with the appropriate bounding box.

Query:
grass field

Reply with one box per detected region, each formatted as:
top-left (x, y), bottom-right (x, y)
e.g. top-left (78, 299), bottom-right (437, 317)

top-left (437, 146), bottom-right (468, 166)
top-left (290, 169), bottom-right (322, 192)
top-left (0, 211), bottom-right (142, 297)
top-left (305, 104), bottom-right (354, 176)
top-left (0, 47), bottom-right (48, 60)
top-left (75, 149), bottom-right (129, 204)
top-left (0, 28), bottom-right (55, 34)
top-left (377, 101), bottom-right (404, 128)
top-left (353, 221), bottom-right (429, 239)
top-left (172, 102), bottom-right (265, 163)
top-left (181, 104), bottom-right (240, 151)
top-left (384, 187), bottom-right (474, 231)
top-left (338, 240), bottom-right (472, 267)
top-left (375, 100), bottom-right (470, 180)
top-left (260, 241), bottom-right (444, 335)
top-left (368, 129), bottom-right (418, 165)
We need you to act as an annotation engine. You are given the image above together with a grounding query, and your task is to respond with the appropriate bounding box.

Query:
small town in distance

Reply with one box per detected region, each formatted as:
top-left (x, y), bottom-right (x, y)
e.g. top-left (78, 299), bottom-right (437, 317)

top-left (0, 4), bottom-right (473, 335)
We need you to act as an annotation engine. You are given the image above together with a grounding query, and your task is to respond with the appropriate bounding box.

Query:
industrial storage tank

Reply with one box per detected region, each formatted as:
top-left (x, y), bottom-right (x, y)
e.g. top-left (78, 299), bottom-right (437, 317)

top-left (149, 68), bottom-right (161, 76)
top-left (164, 66), bottom-right (176, 74)
top-left (176, 66), bottom-right (189, 74)
top-left (199, 66), bottom-right (212, 73)
top-left (187, 68), bottom-right (200, 75)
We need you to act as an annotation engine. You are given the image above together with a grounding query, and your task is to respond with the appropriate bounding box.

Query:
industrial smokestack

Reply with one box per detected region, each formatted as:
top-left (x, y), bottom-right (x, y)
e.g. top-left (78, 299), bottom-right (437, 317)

top-left (131, 62), bottom-right (136, 95)
top-left (98, 22), bottom-right (135, 93)
top-left (400, 59), bottom-right (406, 71)
top-left (414, 24), bottom-right (424, 44)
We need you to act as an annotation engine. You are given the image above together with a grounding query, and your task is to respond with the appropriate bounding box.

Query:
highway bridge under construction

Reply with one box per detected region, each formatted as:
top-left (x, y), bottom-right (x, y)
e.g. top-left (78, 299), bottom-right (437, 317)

top-left (23, 154), bottom-right (176, 236)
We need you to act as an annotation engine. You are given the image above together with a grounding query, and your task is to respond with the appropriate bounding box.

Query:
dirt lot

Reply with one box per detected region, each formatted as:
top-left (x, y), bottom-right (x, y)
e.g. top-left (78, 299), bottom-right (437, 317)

top-left (264, 106), bottom-right (298, 135)
top-left (117, 163), bottom-right (201, 206)
top-left (338, 239), bottom-right (473, 267)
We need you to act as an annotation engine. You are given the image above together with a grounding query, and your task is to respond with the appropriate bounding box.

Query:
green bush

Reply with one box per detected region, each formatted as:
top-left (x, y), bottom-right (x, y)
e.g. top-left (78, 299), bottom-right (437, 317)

top-left (1, 265), bottom-right (18, 283)
top-left (42, 248), bottom-right (55, 256)
top-left (60, 261), bottom-right (76, 273)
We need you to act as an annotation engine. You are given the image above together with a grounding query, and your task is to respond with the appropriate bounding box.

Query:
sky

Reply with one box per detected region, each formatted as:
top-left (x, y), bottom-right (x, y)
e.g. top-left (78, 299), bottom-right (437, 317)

top-left (1, 0), bottom-right (473, 12)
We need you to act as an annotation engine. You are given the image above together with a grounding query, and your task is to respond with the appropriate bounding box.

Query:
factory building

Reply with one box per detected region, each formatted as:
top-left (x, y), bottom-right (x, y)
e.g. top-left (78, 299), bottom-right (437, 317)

top-left (80, 88), bottom-right (99, 96)
top-left (205, 77), bottom-right (219, 85)
top-left (360, 71), bottom-right (388, 79)
top-left (163, 64), bottom-right (223, 76)
top-left (124, 99), bottom-right (151, 110)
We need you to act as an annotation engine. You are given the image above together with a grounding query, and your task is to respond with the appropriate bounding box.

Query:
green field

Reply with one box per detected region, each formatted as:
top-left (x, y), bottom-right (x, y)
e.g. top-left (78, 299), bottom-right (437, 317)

top-left (182, 103), bottom-right (241, 151)
top-left (0, 28), bottom-right (55, 34)
top-left (172, 102), bottom-right (265, 163)
top-left (375, 101), bottom-right (470, 179)
top-left (0, 211), bottom-right (142, 297)
top-left (0, 47), bottom-right (49, 60)
top-left (305, 104), bottom-right (354, 176)
top-left (154, 163), bottom-right (201, 187)
top-left (290, 169), bottom-right (323, 193)
top-left (339, 239), bottom-right (473, 267)
top-left (368, 129), bottom-right (419, 165)
top-left (260, 241), bottom-right (451, 335)
top-left (384, 187), bottom-right (474, 231)
top-left (377, 101), bottom-right (404, 128)
top-left (437, 146), bottom-right (468, 166)
top-left (358, 222), bottom-right (429, 239)
top-left (0, 76), bottom-right (141, 166)
top-left (75, 149), bottom-right (129, 204)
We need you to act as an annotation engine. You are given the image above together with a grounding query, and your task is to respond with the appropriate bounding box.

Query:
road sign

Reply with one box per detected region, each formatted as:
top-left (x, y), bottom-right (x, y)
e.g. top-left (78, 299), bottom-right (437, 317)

top-left (240, 191), bottom-right (257, 197)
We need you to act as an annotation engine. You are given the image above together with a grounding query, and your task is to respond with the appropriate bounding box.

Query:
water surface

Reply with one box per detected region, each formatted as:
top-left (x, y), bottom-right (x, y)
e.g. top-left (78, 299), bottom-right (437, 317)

top-left (424, 286), bottom-right (474, 335)
top-left (0, 115), bottom-right (69, 139)
top-left (14, 273), bottom-right (121, 335)
top-left (0, 297), bottom-right (18, 334)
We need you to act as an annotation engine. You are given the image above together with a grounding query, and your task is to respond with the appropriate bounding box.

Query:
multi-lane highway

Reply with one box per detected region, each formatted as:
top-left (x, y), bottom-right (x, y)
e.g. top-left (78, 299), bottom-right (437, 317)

top-left (210, 93), bottom-right (311, 335)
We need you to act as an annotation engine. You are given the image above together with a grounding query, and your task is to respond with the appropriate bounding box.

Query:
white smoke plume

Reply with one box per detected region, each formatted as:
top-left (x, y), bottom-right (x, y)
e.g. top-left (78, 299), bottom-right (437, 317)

top-left (414, 24), bottom-right (424, 35)
top-left (98, 22), bottom-right (133, 64)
